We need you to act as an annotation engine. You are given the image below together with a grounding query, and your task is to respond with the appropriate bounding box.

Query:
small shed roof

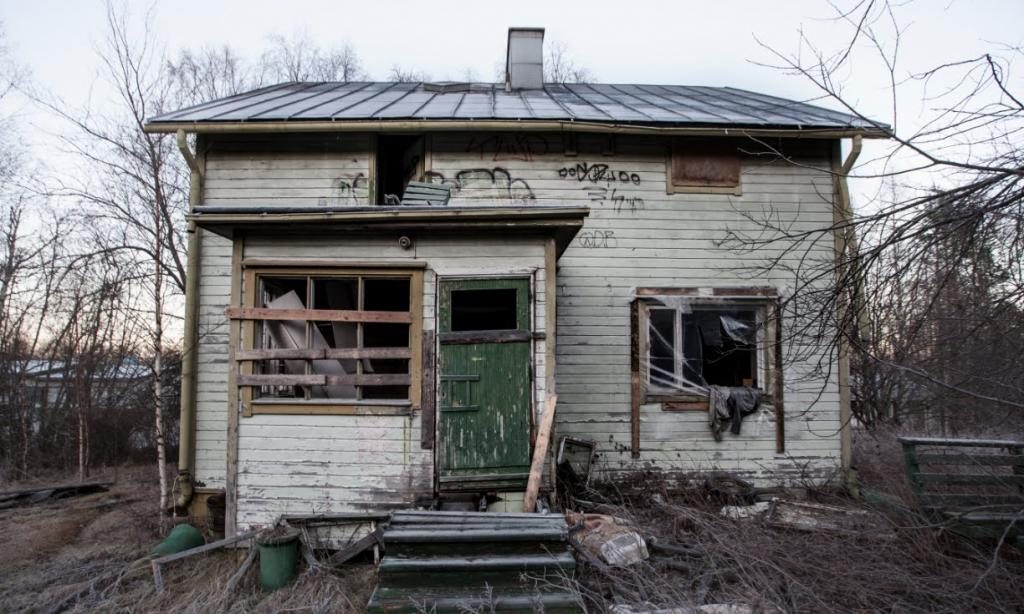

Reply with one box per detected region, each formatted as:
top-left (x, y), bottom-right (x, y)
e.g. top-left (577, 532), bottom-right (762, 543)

top-left (145, 82), bottom-right (888, 137)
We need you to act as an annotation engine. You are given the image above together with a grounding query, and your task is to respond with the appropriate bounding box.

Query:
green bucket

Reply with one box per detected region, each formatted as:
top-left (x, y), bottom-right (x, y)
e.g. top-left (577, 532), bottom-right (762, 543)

top-left (153, 523), bottom-right (205, 556)
top-left (257, 527), bottom-right (301, 591)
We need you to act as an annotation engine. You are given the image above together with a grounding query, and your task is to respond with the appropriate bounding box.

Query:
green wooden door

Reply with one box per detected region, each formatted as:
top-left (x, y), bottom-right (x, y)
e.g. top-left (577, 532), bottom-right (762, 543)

top-left (437, 278), bottom-right (532, 489)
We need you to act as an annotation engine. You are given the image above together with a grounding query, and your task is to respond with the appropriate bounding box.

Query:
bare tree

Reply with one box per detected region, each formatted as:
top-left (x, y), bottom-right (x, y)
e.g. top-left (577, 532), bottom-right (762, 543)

top-left (387, 65), bottom-right (430, 83)
top-left (738, 0), bottom-right (1024, 430)
top-left (258, 30), bottom-right (365, 83)
top-left (545, 40), bottom-right (594, 84)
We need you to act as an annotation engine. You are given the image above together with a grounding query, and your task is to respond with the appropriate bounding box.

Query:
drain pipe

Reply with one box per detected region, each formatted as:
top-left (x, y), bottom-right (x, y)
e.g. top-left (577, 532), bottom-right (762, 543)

top-left (835, 135), bottom-right (862, 477)
top-left (176, 129), bottom-right (203, 508)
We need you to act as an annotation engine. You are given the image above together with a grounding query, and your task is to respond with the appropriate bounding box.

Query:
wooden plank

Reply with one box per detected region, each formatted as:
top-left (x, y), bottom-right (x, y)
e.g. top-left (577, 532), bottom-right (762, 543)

top-left (916, 473), bottom-right (1024, 486)
top-left (237, 373), bottom-right (410, 387)
top-left (241, 258), bottom-right (426, 269)
top-left (328, 528), bottom-right (383, 566)
top-left (225, 236), bottom-right (243, 536)
top-left (899, 437), bottom-right (1024, 448)
top-left (437, 330), bottom-right (532, 345)
top-left (421, 329), bottom-right (436, 450)
top-left (915, 453), bottom-right (1024, 466)
top-left (225, 307), bottom-right (412, 324)
top-left (152, 530), bottom-right (259, 566)
top-left (523, 395), bottom-right (558, 513)
top-left (238, 374), bottom-right (326, 387)
top-left (662, 401), bottom-right (709, 412)
top-left (235, 347), bottom-right (411, 361)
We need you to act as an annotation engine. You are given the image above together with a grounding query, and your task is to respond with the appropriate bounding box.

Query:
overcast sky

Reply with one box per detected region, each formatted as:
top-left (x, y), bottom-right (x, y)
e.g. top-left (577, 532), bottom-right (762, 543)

top-left (2, 0), bottom-right (1022, 205)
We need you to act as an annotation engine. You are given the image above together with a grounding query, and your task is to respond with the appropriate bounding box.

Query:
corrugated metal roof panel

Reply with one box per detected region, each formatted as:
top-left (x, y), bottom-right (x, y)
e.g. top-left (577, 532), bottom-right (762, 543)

top-left (146, 81), bottom-right (887, 132)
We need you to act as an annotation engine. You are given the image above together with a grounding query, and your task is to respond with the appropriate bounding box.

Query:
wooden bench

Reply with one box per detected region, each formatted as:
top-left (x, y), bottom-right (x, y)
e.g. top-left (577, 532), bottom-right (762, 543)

top-left (899, 436), bottom-right (1024, 547)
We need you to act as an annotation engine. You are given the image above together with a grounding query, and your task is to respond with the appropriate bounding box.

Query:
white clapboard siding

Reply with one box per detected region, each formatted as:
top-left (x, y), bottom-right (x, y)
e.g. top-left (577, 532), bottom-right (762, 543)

top-left (230, 235), bottom-right (546, 530)
top-left (193, 130), bottom-right (845, 513)
top-left (194, 229), bottom-right (233, 488)
top-left (426, 133), bottom-right (843, 484)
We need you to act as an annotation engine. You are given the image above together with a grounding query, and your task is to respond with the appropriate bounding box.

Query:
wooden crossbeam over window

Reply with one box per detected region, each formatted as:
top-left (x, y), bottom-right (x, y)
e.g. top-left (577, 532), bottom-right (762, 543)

top-left (237, 374), bottom-right (412, 387)
top-left (225, 307), bottom-right (412, 324)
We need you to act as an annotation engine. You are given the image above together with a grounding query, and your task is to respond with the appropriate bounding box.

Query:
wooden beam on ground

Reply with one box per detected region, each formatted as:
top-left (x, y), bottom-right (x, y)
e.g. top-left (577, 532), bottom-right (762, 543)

top-left (523, 395), bottom-right (558, 513)
top-left (151, 530), bottom-right (258, 592)
top-left (327, 528), bottom-right (383, 566)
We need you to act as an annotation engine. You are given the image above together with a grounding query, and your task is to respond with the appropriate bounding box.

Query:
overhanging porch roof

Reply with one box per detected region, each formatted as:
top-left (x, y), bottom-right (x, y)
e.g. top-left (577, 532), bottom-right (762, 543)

top-left (189, 205), bottom-right (590, 257)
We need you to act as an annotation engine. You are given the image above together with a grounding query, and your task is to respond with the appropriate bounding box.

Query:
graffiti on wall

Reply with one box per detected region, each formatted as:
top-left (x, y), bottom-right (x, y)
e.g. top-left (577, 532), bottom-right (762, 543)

top-left (424, 167), bottom-right (535, 204)
top-left (575, 230), bottom-right (617, 249)
top-left (585, 186), bottom-right (644, 212)
top-left (330, 173), bottom-right (370, 205)
top-left (558, 162), bottom-right (641, 186)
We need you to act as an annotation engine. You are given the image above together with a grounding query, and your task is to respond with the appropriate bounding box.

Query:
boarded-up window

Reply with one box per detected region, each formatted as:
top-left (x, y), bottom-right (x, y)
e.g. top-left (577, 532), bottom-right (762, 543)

top-left (668, 139), bottom-right (741, 194)
top-left (230, 267), bottom-right (424, 415)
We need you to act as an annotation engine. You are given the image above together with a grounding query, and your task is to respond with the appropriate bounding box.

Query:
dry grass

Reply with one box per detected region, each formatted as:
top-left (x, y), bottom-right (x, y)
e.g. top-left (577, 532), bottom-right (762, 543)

top-left (0, 467), bottom-right (374, 613)
top-left (565, 431), bottom-right (1024, 613)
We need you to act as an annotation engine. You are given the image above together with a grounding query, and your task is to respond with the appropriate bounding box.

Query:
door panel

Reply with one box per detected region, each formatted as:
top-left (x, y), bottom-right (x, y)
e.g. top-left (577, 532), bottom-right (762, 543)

top-left (438, 278), bottom-right (532, 487)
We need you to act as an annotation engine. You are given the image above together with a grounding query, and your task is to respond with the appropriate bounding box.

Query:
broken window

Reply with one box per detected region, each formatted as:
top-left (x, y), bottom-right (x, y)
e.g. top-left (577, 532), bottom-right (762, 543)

top-left (641, 298), bottom-right (774, 400)
top-left (668, 138), bottom-right (741, 195)
top-left (376, 135), bottom-right (423, 205)
top-left (241, 270), bottom-right (420, 407)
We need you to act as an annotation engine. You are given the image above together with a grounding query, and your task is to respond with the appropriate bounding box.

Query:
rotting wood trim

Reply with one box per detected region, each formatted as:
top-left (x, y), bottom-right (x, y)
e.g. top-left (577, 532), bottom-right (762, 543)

top-left (241, 258), bottom-right (427, 270)
top-left (662, 401), bottom-right (710, 412)
top-left (237, 373), bottom-right (411, 387)
top-left (773, 304), bottom-right (785, 454)
top-left (438, 330), bottom-right (532, 344)
top-left (226, 237), bottom-right (244, 537)
top-left (630, 299), bottom-right (641, 459)
top-left (225, 307), bottom-right (413, 324)
top-left (421, 329), bottom-right (436, 450)
top-left (235, 347), bottom-right (412, 361)
top-left (247, 403), bottom-right (411, 416)
top-left (635, 287), bottom-right (778, 298)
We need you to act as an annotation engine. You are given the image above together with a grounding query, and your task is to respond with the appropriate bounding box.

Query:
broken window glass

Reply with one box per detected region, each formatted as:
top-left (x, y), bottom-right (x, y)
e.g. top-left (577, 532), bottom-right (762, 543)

top-left (645, 302), bottom-right (764, 394)
top-left (254, 274), bottom-right (413, 403)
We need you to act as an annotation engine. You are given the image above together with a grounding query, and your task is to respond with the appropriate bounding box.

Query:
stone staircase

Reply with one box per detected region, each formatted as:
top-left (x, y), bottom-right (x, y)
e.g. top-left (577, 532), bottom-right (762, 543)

top-left (367, 511), bottom-right (578, 612)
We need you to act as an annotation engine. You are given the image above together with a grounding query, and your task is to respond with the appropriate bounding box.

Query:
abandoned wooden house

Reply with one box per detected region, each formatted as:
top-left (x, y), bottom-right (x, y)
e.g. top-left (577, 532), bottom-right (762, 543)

top-left (144, 28), bottom-right (887, 536)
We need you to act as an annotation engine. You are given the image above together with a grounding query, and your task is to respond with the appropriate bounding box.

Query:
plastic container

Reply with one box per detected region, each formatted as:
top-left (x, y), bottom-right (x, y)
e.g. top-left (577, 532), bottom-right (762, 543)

top-left (152, 523), bottom-right (205, 556)
top-left (257, 527), bottom-right (301, 591)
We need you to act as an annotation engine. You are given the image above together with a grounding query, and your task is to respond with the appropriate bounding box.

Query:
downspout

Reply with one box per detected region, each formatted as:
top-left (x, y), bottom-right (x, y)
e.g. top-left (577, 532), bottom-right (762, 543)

top-left (176, 129), bottom-right (202, 508)
top-left (834, 135), bottom-right (862, 480)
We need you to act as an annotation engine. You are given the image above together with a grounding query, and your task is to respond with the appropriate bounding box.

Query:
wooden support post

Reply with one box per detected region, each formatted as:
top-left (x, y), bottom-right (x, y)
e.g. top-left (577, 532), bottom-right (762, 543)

top-left (630, 300), bottom-right (641, 458)
top-left (523, 395), bottom-right (558, 513)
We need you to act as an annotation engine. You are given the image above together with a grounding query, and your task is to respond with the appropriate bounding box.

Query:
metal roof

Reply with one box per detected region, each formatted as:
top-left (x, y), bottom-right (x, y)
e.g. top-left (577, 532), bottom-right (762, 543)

top-left (146, 82), bottom-right (887, 135)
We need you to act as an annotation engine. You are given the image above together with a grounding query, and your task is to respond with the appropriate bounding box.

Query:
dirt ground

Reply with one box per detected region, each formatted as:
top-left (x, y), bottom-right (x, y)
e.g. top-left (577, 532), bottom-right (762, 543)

top-left (2, 433), bottom-right (1023, 613)
top-left (0, 467), bottom-right (373, 613)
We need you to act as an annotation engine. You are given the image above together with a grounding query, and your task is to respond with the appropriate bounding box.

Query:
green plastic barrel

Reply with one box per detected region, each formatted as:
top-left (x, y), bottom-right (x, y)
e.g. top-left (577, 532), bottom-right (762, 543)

top-left (153, 523), bottom-right (205, 556)
top-left (257, 527), bottom-right (301, 591)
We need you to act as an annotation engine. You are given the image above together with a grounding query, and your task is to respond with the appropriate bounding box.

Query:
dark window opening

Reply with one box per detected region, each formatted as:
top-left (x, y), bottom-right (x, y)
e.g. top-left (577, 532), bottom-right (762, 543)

top-left (254, 274), bottom-right (413, 402)
top-left (450, 288), bottom-right (518, 331)
top-left (647, 305), bottom-right (760, 391)
top-left (377, 135), bottom-right (423, 205)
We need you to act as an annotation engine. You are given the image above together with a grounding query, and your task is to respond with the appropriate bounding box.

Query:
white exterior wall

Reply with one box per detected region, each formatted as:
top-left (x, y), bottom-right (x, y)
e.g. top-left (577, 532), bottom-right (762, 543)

top-left (428, 133), bottom-right (842, 484)
top-left (190, 130), bottom-right (844, 522)
top-left (197, 232), bottom-right (547, 529)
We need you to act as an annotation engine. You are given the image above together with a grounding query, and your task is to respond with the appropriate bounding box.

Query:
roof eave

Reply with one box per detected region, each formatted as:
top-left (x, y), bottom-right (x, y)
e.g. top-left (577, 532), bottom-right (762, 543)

top-left (143, 118), bottom-right (890, 139)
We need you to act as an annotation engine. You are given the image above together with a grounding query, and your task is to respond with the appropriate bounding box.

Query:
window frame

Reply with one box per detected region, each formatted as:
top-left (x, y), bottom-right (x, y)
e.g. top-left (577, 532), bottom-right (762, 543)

top-left (636, 292), bottom-right (779, 411)
top-left (236, 266), bottom-right (424, 416)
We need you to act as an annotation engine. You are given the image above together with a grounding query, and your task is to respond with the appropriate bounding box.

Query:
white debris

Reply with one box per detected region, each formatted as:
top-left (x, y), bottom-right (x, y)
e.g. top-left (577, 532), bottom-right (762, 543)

top-left (719, 501), bottom-right (772, 520)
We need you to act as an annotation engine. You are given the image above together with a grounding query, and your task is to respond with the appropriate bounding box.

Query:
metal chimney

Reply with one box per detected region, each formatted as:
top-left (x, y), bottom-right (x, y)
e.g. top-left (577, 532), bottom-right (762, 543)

top-left (505, 28), bottom-right (545, 91)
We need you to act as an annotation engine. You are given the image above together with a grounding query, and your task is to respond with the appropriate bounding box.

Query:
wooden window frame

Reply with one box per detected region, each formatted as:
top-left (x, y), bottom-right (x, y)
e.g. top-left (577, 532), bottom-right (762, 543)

top-left (666, 138), bottom-right (743, 196)
top-left (232, 266), bottom-right (424, 416)
top-left (634, 290), bottom-right (780, 412)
